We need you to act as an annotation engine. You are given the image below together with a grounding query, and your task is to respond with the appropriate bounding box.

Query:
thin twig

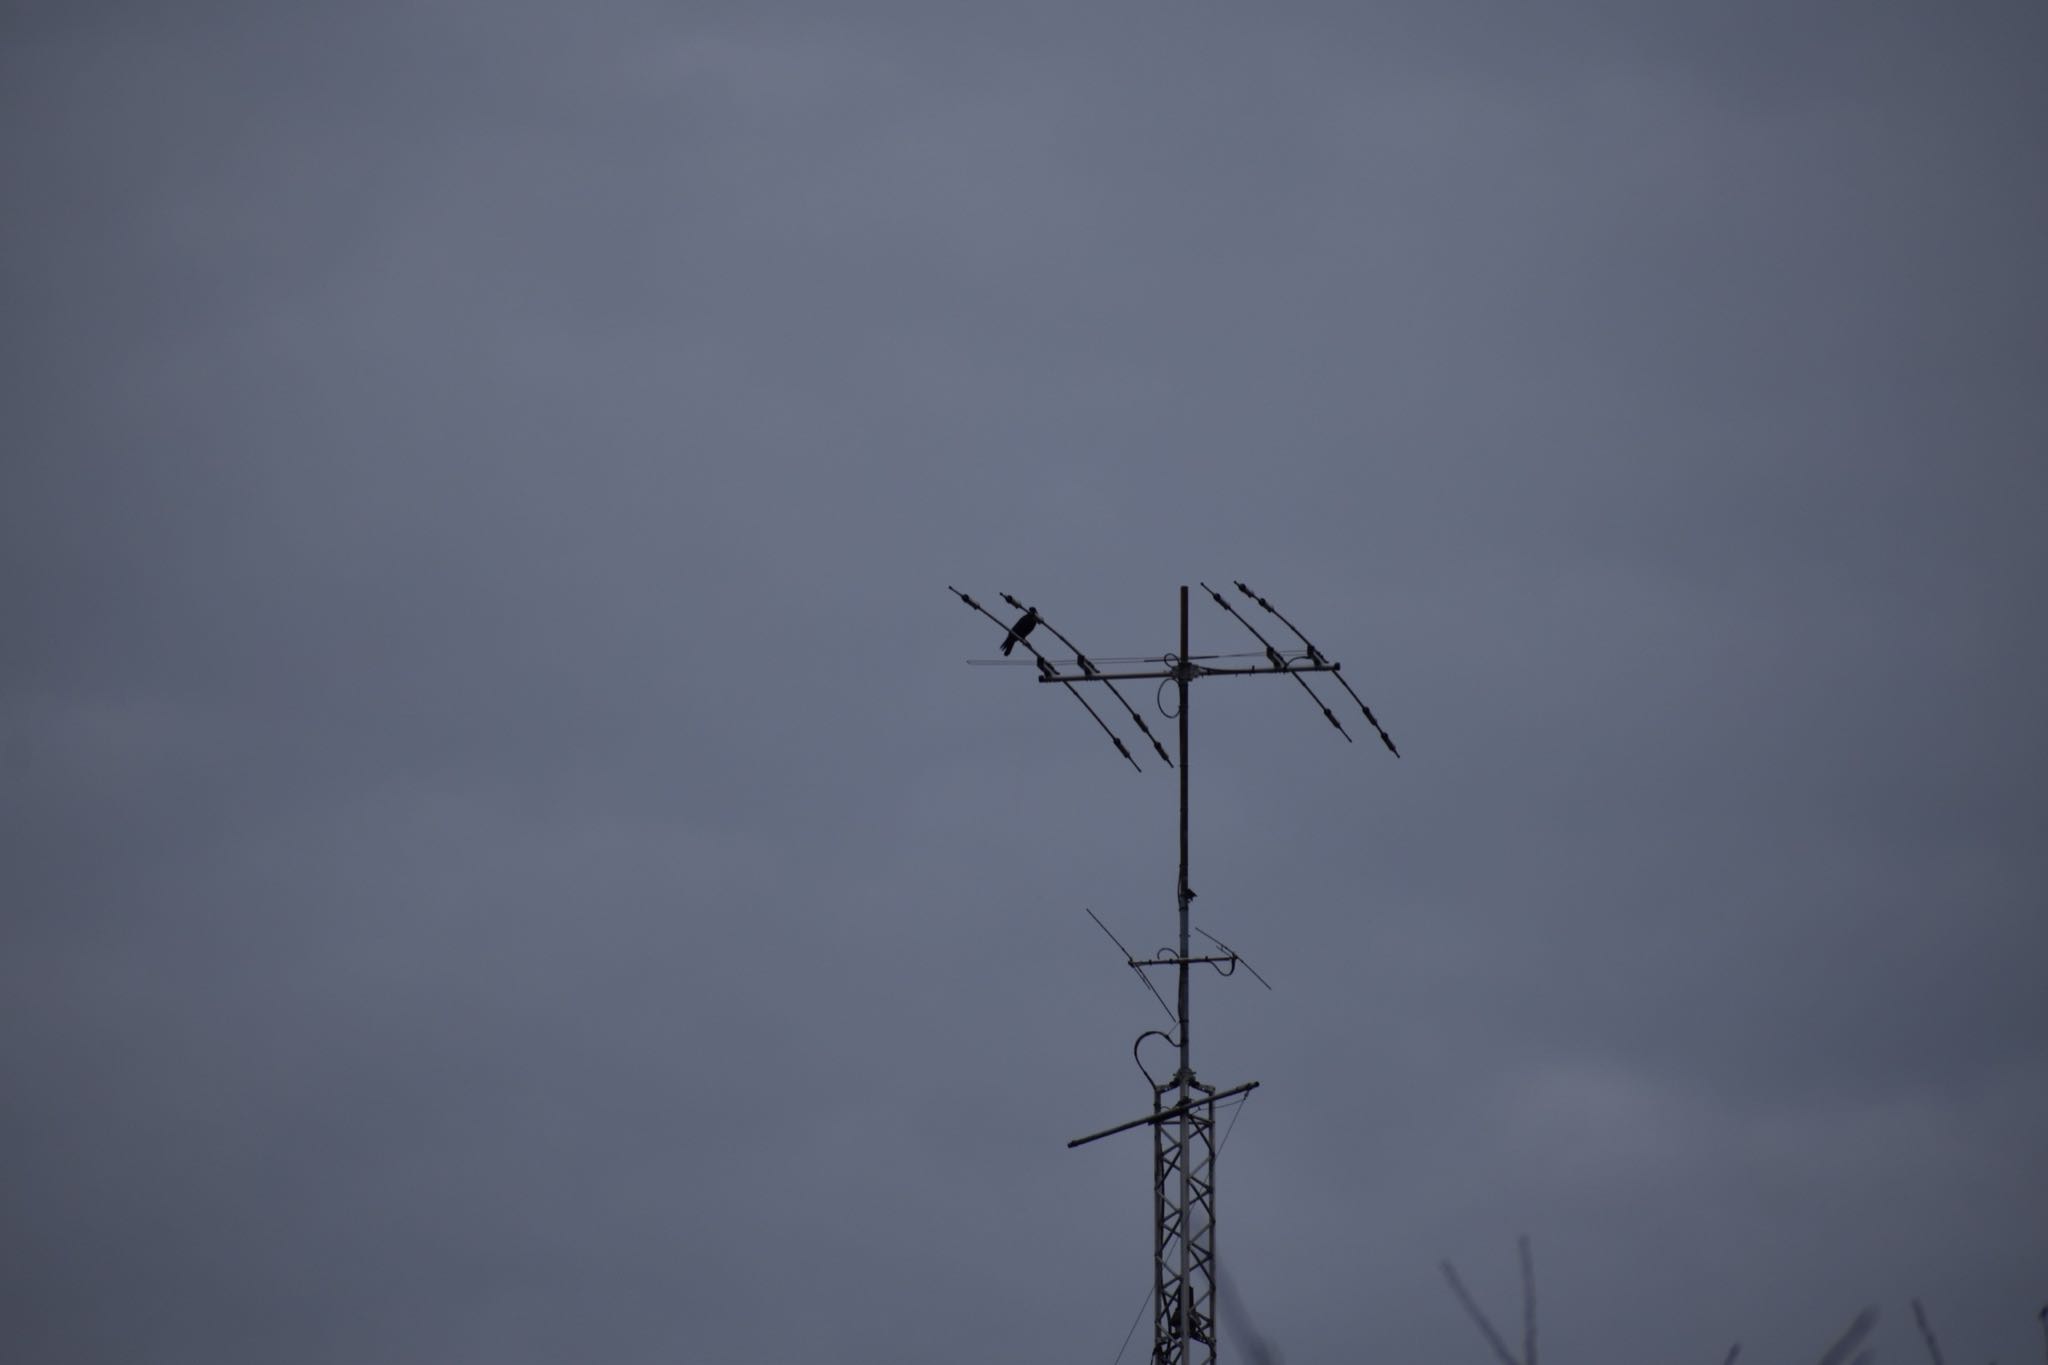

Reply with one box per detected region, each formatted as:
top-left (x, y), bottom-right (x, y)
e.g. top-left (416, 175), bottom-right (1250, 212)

top-left (1440, 1260), bottom-right (1521, 1365)
top-left (1519, 1236), bottom-right (1537, 1365)
top-left (1817, 1308), bottom-right (1880, 1365)
top-left (1914, 1298), bottom-right (1947, 1365)
top-left (1724, 1343), bottom-right (1742, 1365)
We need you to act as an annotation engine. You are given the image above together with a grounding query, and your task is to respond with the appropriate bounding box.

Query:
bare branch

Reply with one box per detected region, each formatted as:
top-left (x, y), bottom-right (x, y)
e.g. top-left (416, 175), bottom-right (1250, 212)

top-left (1519, 1236), bottom-right (1537, 1365)
top-left (1914, 1298), bottom-right (1947, 1365)
top-left (1441, 1260), bottom-right (1522, 1365)
top-left (1817, 1308), bottom-right (1880, 1365)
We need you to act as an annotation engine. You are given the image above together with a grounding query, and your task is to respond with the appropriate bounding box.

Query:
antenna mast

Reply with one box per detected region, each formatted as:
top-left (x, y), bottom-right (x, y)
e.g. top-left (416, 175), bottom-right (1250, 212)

top-left (951, 581), bottom-right (1397, 1365)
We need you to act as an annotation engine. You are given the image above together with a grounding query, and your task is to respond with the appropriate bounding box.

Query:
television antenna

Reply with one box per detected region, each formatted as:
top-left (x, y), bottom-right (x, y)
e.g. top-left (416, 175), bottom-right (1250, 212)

top-left (950, 582), bottom-right (1398, 1365)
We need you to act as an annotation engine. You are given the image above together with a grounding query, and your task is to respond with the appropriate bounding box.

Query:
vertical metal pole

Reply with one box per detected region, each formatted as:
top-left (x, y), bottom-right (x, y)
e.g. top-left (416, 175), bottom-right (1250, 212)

top-left (1177, 582), bottom-right (1190, 1074)
top-left (1176, 585), bottom-right (1192, 1359)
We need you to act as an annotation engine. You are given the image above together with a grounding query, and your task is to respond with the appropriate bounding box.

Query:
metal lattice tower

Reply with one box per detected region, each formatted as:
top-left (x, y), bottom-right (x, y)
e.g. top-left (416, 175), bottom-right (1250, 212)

top-left (951, 582), bottom-right (1397, 1365)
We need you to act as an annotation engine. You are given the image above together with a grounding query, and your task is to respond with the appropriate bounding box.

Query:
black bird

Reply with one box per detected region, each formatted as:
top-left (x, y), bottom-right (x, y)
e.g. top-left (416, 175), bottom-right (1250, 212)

top-left (1000, 606), bottom-right (1040, 656)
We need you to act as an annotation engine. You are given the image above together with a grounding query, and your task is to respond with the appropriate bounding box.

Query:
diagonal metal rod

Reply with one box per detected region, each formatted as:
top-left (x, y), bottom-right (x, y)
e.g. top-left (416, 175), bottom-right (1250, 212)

top-left (1001, 592), bottom-right (1173, 766)
top-left (1199, 582), bottom-right (1352, 742)
top-left (1192, 926), bottom-right (1271, 990)
top-left (1235, 579), bottom-right (1401, 756)
top-left (1087, 907), bottom-right (1178, 1023)
top-left (948, 587), bottom-right (1142, 772)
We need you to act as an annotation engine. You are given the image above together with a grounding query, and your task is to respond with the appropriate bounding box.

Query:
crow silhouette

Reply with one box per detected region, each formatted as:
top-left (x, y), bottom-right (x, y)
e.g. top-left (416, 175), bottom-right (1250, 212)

top-left (1000, 607), bottom-right (1040, 656)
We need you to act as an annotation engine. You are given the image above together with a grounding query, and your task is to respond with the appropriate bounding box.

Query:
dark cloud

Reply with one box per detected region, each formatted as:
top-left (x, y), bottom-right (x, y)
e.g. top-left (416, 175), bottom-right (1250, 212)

top-left (5, 3), bottom-right (2044, 1363)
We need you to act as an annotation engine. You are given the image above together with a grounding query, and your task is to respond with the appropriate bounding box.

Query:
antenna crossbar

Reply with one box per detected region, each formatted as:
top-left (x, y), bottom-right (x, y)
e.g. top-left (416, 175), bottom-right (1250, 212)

top-left (1036, 661), bottom-right (1339, 683)
top-left (1066, 1080), bottom-right (1261, 1149)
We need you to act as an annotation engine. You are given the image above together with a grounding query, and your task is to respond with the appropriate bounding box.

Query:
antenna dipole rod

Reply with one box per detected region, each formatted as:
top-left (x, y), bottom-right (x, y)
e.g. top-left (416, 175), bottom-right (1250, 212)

top-left (946, 587), bottom-right (1141, 771)
top-left (1201, 581), bottom-right (1352, 742)
top-left (1234, 579), bottom-right (1402, 756)
top-left (999, 593), bottom-right (1173, 767)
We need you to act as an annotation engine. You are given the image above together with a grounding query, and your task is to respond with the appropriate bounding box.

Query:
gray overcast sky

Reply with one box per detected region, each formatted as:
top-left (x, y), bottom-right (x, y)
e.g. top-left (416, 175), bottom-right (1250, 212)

top-left (4, 3), bottom-right (2044, 1363)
